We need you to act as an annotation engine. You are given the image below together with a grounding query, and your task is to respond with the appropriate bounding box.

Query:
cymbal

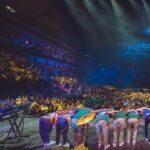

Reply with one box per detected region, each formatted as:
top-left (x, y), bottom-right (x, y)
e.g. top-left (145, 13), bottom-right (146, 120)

top-left (76, 112), bottom-right (96, 125)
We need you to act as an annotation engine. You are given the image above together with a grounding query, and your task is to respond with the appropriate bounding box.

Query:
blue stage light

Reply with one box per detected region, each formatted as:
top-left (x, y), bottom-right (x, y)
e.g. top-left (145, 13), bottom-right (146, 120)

top-left (144, 27), bottom-right (150, 34)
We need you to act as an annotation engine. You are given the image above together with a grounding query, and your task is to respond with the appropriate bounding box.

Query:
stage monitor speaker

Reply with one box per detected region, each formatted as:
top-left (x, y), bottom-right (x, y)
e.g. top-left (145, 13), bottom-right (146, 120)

top-left (74, 143), bottom-right (88, 150)
top-left (51, 143), bottom-right (88, 150)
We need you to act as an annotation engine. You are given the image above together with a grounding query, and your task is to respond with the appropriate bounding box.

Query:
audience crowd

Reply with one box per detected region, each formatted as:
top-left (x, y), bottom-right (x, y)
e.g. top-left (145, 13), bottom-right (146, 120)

top-left (0, 86), bottom-right (150, 115)
top-left (0, 26), bottom-right (150, 116)
top-left (0, 51), bottom-right (77, 96)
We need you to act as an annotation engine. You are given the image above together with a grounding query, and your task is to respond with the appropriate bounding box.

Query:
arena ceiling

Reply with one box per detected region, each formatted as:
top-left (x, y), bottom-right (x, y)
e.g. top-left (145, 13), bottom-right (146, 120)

top-left (0, 0), bottom-right (150, 88)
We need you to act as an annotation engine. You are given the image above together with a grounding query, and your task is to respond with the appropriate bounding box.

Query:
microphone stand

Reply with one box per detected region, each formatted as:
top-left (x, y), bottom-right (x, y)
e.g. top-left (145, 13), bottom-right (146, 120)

top-left (84, 123), bottom-right (89, 147)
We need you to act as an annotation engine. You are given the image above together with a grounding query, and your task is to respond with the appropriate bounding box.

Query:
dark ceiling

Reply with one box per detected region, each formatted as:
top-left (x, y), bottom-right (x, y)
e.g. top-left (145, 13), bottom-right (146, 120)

top-left (0, 0), bottom-right (150, 88)
top-left (1, 0), bottom-right (149, 52)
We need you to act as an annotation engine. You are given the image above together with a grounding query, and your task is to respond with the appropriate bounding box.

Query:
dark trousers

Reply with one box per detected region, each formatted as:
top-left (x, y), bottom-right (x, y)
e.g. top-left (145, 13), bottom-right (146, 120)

top-left (56, 118), bottom-right (68, 145)
top-left (145, 115), bottom-right (150, 142)
top-left (39, 118), bottom-right (52, 143)
top-left (73, 128), bottom-right (84, 147)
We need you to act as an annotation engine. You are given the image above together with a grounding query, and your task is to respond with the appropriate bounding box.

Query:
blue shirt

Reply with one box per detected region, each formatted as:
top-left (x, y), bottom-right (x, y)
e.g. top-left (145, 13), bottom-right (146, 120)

top-left (58, 114), bottom-right (68, 119)
top-left (143, 110), bottom-right (150, 119)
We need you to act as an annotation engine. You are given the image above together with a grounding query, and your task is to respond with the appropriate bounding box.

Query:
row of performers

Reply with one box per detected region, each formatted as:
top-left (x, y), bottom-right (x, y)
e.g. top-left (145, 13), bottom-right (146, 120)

top-left (39, 106), bottom-right (150, 150)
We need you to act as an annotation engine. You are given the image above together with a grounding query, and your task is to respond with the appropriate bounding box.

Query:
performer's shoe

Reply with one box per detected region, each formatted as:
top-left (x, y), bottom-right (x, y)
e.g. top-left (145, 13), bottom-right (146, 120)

top-left (127, 140), bottom-right (130, 144)
top-left (47, 141), bottom-right (55, 146)
top-left (55, 143), bottom-right (62, 147)
top-left (145, 138), bottom-right (148, 142)
top-left (132, 141), bottom-right (136, 146)
top-left (113, 143), bottom-right (117, 147)
top-left (98, 143), bottom-right (102, 148)
top-left (43, 141), bottom-right (55, 147)
top-left (63, 143), bottom-right (70, 147)
top-left (43, 143), bottom-right (47, 147)
top-left (119, 142), bottom-right (124, 147)
top-left (104, 144), bottom-right (110, 150)
top-left (145, 138), bottom-right (150, 144)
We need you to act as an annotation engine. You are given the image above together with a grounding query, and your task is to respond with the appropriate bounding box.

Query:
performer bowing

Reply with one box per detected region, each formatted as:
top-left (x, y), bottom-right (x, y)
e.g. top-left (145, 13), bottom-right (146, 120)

top-left (95, 108), bottom-right (110, 150)
top-left (136, 106), bottom-right (150, 144)
top-left (126, 106), bottom-right (140, 146)
top-left (110, 106), bottom-right (126, 147)
top-left (39, 113), bottom-right (55, 147)
top-left (54, 109), bottom-right (71, 147)
top-left (71, 107), bottom-right (91, 147)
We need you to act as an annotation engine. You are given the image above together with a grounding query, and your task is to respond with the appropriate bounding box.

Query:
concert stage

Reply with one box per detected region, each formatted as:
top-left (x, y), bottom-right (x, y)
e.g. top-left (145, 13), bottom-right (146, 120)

top-left (0, 117), bottom-right (150, 150)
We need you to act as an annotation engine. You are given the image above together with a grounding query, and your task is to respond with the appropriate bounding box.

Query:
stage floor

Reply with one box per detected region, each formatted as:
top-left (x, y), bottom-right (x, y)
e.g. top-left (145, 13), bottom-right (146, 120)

top-left (0, 116), bottom-right (150, 150)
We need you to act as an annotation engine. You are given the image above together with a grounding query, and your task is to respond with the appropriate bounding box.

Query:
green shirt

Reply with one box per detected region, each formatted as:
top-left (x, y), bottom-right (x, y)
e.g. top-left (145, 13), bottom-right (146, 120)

top-left (96, 110), bottom-right (109, 122)
top-left (127, 111), bottom-right (139, 119)
top-left (74, 108), bottom-right (90, 119)
top-left (114, 111), bottom-right (126, 119)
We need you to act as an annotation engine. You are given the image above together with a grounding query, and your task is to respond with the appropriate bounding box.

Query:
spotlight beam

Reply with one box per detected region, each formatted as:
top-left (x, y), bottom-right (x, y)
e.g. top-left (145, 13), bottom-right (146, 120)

top-left (111, 0), bottom-right (134, 42)
top-left (83, 0), bottom-right (109, 40)
top-left (65, 0), bottom-right (101, 44)
top-left (143, 0), bottom-right (150, 23)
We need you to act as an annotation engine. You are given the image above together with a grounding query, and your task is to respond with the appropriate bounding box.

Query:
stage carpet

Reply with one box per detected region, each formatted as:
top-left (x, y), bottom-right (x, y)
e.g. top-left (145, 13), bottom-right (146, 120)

top-left (0, 116), bottom-right (150, 150)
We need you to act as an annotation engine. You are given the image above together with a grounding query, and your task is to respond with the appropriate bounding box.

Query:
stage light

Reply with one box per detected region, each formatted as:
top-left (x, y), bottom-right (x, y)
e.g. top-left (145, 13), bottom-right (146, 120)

top-left (46, 46), bottom-right (50, 49)
top-left (144, 27), bottom-right (150, 34)
top-left (25, 40), bottom-right (29, 44)
top-left (84, 54), bottom-right (89, 57)
top-left (10, 9), bottom-right (16, 13)
top-left (132, 70), bottom-right (135, 73)
top-left (6, 6), bottom-right (11, 10)
top-left (6, 5), bottom-right (16, 13)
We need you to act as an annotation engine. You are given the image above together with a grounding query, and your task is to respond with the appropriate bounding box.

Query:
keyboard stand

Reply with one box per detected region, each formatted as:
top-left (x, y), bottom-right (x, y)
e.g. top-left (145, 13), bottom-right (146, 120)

top-left (0, 107), bottom-right (29, 144)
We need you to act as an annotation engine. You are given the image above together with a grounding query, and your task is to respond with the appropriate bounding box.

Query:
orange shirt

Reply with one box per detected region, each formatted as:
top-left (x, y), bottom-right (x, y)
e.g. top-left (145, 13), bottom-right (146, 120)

top-left (41, 113), bottom-right (56, 124)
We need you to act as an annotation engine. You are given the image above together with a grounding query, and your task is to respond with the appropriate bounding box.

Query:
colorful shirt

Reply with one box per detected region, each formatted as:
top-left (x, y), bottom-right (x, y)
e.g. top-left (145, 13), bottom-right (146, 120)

top-left (71, 108), bottom-right (90, 128)
top-left (41, 113), bottom-right (56, 124)
top-left (73, 108), bottom-right (90, 119)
